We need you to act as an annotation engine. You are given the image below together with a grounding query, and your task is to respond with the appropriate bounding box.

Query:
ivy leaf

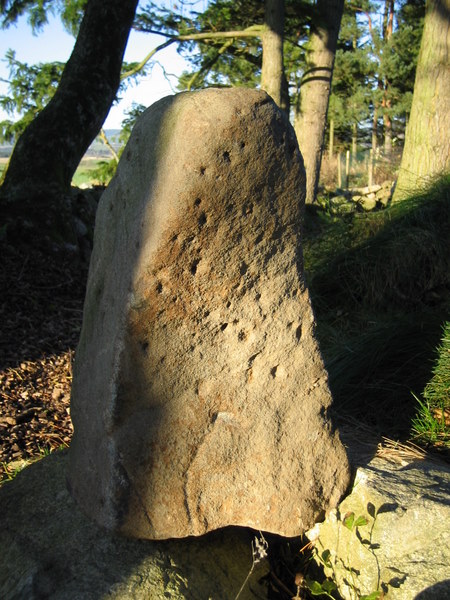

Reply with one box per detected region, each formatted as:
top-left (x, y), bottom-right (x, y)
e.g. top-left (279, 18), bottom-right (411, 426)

top-left (343, 511), bottom-right (355, 530)
top-left (354, 515), bottom-right (369, 528)
top-left (322, 579), bottom-right (337, 593)
top-left (306, 579), bottom-right (326, 595)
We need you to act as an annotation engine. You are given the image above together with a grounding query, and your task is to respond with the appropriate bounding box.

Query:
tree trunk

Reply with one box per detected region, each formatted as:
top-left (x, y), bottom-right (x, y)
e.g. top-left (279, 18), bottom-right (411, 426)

top-left (393, 0), bottom-right (450, 201)
top-left (261, 0), bottom-right (289, 114)
top-left (329, 118), bottom-right (334, 159)
top-left (383, 111), bottom-right (392, 155)
top-left (352, 122), bottom-right (357, 158)
top-left (382, 0), bottom-right (394, 156)
top-left (372, 106), bottom-right (378, 153)
top-left (0, 0), bottom-right (138, 244)
top-left (294, 0), bottom-right (345, 204)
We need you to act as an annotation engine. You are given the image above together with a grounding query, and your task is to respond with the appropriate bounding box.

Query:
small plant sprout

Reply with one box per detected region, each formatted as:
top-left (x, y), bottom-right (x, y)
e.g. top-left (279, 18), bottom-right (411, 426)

top-left (305, 507), bottom-right (391, 600)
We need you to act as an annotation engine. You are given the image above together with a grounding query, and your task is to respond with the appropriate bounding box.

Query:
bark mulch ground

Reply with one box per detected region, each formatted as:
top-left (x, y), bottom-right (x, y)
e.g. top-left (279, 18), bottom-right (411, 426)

top-left (0, 242), bottom-right (88, 482)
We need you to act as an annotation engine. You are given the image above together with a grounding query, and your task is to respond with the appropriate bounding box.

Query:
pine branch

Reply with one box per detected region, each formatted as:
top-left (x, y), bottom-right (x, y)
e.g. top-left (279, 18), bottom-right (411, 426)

top-left (121, 26), bottom-right (266, 81)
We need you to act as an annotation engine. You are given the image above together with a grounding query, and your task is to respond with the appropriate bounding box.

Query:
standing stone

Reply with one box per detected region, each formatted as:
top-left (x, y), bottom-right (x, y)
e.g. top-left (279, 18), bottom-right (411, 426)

top-left (67, 88), bottom-right (350, 540)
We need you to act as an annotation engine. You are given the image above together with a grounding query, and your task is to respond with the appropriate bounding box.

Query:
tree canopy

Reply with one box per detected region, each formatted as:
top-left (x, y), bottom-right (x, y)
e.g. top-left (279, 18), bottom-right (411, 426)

top-left (0, 0), bottom-right (426, 154)
top-left (0, 0), bottom-right (437, 231)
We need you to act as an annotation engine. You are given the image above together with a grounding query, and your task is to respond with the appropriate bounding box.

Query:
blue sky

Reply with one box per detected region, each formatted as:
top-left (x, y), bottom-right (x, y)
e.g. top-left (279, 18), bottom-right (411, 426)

top-left (0, 2), bottom-right (207, 129)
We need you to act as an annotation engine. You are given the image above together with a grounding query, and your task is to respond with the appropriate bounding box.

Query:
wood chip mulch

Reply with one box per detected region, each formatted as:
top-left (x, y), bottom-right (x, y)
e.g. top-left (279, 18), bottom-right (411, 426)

top-left (0, 241), bottom-right (88, 482)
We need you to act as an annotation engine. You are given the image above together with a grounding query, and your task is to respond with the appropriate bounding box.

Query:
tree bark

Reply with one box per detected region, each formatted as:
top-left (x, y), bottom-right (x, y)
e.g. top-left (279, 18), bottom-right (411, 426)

top-left (372, 106), bottom-right (378, 153)
top-left (352, 122), bottom-right (357, 158)
top-left (329, 118), bottom-right (334, 159)
top-left (382, 0), bottom-right (394, 155)
top-left (0, 0), bottom-right (138, 244)
top-left (294, 0), bottom-right (345, 204)
top-left (393, 0), bottom-right (450, 201)
top-left (261, 0), bottom-right (289, 114)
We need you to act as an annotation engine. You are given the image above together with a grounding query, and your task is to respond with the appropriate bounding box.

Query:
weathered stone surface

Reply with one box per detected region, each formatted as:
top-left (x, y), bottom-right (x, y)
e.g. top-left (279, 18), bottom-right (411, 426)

top-left (0, 452), bottom-right (267, 600)
top-left (68, 88), bottom-right (350, 540)
top-left (359, 195), bottom-right (377, 211)
top-left (307, 456), bottom-right (450, 599)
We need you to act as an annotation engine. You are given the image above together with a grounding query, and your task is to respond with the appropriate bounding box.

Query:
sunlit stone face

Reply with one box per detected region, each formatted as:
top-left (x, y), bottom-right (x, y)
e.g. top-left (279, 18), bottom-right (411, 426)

top-left (67, 88), bottom-right (351, 540)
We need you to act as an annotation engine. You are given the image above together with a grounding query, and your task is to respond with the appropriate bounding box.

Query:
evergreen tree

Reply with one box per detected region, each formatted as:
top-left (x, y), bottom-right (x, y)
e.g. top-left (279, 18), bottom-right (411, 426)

top-left (381, 0), bottom-right (425, 147)
top-left (327, 0), bottom-right (424, 158)
top-left (327, 5), bottom-right (373, 154)
top-left (0, 51), bottom-right (65, 143)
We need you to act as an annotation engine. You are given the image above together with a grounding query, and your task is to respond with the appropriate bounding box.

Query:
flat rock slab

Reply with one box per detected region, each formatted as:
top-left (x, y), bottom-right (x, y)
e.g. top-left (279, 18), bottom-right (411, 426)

top-left (68, 88), bottom-right (350, 540)
top-left (0, 452), bottom-right (267, 600)
top-left (307, 456), bottom-right (450, 599)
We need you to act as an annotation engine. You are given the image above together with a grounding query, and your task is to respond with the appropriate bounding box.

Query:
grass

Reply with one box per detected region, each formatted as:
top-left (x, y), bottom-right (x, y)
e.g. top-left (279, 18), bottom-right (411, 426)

top-left (1, 156), bottom-right (110, 188)
top-left (303, 175), bottom-right (450, 446)
top-left (71, 157), bottom-right (105, 187)
top-left (411, 321), bottom-right (450, 449)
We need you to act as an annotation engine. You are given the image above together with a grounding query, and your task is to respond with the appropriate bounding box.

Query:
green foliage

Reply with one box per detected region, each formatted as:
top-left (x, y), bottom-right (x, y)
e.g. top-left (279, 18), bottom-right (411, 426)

top-left (0, 50), bottom-right (65, 142)
top-left (304, 576), bottom-right (337, 598)
top-left (422, 322), bottom-right (450, 407)
top-left (0, 0), bottom-right (425, 158)
top-left (0, 47), bottom-right (146, 145)
top-left (411, 322), bottom-right (450, 449)
top-left (343, 512), bottom-right (369, 530)
top-left (308, 507), bottom-right (385, 599)
top-left (329, 6), bottom-right (373, 139)
top-left (1, 0), bottom-right (55, 30)
top-left (120, 102), bottom-right (146, 138)
top-left (86, 102), bottom-right (146, 186)
top-left (329, 0), bottom-right (425, 149)
top-left (168, 0), bottom-right (264, 91)
top-left (308, 176), bottom-right (450, 311)
top-left (72, 159), bottom-right (103, 187)
top-left (89, 159), bottom-right (117, 186)
top-left (0, 1), bottom-right (140, 145)
top-left (136, 0), bottom-right (312, 95)
top-left (0, 0), bottom-right (87, 34)
top-left (380, 0), bottom-right (425, 121)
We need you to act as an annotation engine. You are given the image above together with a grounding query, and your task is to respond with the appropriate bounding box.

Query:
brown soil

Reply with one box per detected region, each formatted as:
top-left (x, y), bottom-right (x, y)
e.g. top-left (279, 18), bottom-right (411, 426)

top-left (0, 242), bottom-right (88, 482)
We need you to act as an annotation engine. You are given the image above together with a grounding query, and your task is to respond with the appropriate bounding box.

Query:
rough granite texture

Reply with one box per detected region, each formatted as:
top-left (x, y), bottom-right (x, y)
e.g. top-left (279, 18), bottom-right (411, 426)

top-left (307, 456), bottom-right (450, 599)
top-left (0, 452), bottom-right (267, 600)
top-left (67, 88), bottom-right (351, 540)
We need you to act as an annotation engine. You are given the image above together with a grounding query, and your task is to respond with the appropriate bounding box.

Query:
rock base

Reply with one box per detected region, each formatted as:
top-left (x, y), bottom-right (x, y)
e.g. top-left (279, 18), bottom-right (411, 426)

top-left (307, 456), bottom-right (450, 599)
top-left (0, 452), bottom-right (267, 600)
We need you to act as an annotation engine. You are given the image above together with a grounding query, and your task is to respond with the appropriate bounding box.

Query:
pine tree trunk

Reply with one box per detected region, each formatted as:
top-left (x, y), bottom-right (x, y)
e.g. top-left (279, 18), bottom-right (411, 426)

top-left (393, 0), bottom-right (450, 201)
top-left (294, 0), bottom-right (345, 204)
top-left (381, 0), bottom-right (394, 157)
top-left (329, 118), bottom-right (334, 159)
top-left (0, 0), bottom-right (138, 244)
top-left (383, 104), bottom-right (392, 155)
top-left (352, 122), bottom-right (357, 158)
top-left (372, 107), bottom-right (378, 153)
top-left (261, 0), bottom-right (289, 114)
